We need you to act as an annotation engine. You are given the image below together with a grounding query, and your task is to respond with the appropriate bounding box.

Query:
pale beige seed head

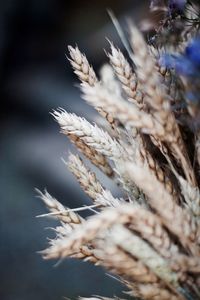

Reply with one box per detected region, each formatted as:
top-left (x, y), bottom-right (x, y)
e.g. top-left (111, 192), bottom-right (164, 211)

top-left (36, 188), bottom-right (83, 225)
top-left (68, 133), bottom-right (114, 177)
top-left (108, 43), bottom-right (143, 107)
top-left (68, 45), bottom-right (97, 86)
top-left (52, 109), bottom-right (124, 160)
top-left (67, 153), bottom-right (103, 201)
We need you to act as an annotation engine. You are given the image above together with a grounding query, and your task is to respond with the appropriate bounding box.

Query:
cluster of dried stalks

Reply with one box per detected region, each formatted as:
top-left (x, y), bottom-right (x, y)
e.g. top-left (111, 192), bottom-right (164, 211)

top-left (37, 5), bottom-right (200, 300)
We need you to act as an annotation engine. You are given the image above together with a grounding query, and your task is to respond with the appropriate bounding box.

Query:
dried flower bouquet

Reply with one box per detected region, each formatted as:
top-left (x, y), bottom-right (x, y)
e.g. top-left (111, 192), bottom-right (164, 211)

top-left (37, 1), bottom-right (200, 299)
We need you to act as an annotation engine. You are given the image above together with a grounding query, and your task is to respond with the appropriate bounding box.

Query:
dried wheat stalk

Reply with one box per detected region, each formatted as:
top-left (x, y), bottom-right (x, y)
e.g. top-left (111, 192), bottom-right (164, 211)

top-left (129, 23), bottom-right (196, 187)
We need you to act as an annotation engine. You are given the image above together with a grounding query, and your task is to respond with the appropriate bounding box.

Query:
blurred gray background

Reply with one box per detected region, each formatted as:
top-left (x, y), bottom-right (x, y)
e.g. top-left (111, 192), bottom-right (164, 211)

top-left (0, 1), bottom-right (148, 299)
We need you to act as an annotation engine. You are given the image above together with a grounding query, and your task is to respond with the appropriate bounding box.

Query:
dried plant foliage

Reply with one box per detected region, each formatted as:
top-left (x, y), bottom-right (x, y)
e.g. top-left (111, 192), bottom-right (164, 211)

top-left (37, 2), bottom-right (200, 299)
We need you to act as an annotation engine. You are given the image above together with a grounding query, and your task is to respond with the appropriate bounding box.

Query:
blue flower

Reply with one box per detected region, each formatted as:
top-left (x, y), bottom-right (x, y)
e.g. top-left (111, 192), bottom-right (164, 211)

top-left (159, 54), bottom-right (176, 68)
top-left (174, 57), bottom-right (197, 76)
top-left (160, 54), bottom-right (197, 76)
top-left (185, 37), bottom-right (200, 66)
top-left (160, 37), bottom-right (200, 77)
top-left (186, 91), bottom-right (199, 105)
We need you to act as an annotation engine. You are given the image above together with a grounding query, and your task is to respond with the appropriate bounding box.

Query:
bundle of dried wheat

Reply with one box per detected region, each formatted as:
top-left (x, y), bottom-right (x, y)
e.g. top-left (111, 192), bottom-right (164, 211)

top-left (37, 1), bottom-right (200, 299)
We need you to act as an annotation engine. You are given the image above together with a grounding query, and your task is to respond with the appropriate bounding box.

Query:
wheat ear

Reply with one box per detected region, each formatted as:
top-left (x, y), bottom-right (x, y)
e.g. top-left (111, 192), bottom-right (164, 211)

top-left (175, 174), bottom-right (200, 218)
top-left (67, 133), bottom-right (114, 177)
top-left (110, 224), bottom-right (179, 289)
top-left (36, 189), bottom-right (83, 225)
top-left (68, 45), bottom-right (117, 129)
top-left (68, 45), bottom-right (97, 86)
top-left (82, 83), bottom-right (164, 134)
top-left (66, 153), bottom-right (121, 208)
top-left (129, 282), bottom-right (183, 300)
top-left (95, 239), bottom-right (159, 284)
top-left (52, 109), bottom-right (124, 160)
top-left (40, 203), bottom-right (198, 260)
top-left (125, 163), bottom-right (200, 256)
top-left (107, 43), bottom-right (143, 108)
top-left (66, 153), bottom-right (103, 201)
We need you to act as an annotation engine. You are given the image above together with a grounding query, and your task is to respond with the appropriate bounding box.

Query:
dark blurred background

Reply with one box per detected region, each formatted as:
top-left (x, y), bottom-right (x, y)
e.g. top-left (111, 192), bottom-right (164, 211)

top-left (0, 1), bottom-right (147, 299)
